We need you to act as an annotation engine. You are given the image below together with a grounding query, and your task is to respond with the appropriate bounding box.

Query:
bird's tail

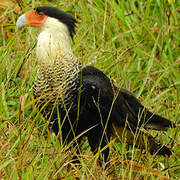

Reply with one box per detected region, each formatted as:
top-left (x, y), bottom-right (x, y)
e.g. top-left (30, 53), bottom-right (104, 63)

top-left (112, 124), bottom-right (172, 156)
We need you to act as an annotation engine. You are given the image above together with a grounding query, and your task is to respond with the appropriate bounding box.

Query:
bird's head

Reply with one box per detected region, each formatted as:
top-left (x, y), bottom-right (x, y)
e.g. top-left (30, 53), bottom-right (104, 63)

top-left (17, 6), bottom-right (78, 64)
top-left (16, 6), bottom-right (77, 39)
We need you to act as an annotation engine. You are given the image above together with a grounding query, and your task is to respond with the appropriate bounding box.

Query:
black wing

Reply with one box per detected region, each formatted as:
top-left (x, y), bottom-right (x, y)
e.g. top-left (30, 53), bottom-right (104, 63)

top-left (79, 66), bottom-right (172, 156)
top-left (81, 66), bottom-right (174, 131)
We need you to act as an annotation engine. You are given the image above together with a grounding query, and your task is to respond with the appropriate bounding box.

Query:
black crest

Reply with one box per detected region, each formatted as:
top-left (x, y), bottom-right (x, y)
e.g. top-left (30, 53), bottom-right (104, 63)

top-left (35, 6), bottom-right (77, 39)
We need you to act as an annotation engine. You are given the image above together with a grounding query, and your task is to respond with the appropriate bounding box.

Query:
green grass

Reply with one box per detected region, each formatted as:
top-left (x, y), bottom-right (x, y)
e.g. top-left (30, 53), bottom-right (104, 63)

top-left (0, 0), bottom-right (180, 179)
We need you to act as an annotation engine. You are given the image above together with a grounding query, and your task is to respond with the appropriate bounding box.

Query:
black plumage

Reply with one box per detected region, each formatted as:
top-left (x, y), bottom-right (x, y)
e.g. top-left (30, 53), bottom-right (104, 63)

top-left (17, 6), bottom-right (175, 164)
top-left (38, 65), bottom-right (173, 162)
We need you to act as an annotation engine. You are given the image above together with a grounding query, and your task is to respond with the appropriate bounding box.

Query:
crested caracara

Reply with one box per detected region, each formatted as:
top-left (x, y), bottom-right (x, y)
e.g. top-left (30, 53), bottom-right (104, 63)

top-left (16, 6), bottom-right (175, 163)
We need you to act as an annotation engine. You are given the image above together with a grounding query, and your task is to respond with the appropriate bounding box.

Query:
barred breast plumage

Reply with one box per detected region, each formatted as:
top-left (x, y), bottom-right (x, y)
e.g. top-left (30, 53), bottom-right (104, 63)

top-left (33, 51), bottom-right (83, 110)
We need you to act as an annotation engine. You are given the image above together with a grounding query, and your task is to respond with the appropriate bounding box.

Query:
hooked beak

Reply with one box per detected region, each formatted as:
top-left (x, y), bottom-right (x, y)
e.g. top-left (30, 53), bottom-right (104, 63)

top-left (16, 14), bottom-right (27, 29)
top-left (16, 10), bottom-right (47, 29)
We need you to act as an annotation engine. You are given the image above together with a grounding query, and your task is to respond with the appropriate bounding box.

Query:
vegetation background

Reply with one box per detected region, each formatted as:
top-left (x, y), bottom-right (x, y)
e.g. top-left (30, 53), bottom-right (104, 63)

top-left (0, 0), bottom-right (179, 179)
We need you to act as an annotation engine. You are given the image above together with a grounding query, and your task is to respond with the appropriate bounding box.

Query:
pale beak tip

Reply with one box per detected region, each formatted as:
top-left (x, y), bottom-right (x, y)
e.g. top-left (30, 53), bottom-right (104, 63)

top-left (16, 14), bottom-right (27, 29)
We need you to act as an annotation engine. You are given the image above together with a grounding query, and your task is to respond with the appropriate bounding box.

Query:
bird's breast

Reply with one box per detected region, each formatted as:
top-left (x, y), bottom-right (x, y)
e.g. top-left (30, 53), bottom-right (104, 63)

top-left (33, 59), bottom-right (82, 110)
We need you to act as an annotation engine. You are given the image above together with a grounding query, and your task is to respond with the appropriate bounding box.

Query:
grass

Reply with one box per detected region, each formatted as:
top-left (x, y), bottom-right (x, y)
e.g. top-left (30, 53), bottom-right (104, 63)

top-left (0, 0), bottom-right (180, 179)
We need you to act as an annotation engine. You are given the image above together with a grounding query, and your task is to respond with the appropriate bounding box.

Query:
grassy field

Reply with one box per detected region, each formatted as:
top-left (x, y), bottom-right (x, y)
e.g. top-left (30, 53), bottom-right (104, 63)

top-left (0, 0), bottom-right (180, 179)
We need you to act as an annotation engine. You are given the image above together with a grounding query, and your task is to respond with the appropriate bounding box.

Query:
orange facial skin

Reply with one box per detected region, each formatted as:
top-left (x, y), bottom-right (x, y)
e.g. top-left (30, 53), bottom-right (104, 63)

top-left (25, 10), bottom-right (48, 27)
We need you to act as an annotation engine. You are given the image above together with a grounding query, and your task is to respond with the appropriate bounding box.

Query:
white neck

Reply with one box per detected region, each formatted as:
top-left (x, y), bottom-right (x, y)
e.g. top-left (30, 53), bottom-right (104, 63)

top-left (36, 17), bottom-right (72, 65)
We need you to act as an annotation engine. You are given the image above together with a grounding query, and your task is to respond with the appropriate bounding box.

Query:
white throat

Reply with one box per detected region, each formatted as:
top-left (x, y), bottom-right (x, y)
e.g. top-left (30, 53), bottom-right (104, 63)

top-left (36, 17), bottom-right (72, 64)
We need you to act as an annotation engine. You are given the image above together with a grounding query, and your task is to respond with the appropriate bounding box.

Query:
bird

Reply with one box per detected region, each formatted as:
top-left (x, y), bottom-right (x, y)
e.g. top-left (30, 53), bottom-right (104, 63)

top-left (16, 6), bottom-right (175, 163)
